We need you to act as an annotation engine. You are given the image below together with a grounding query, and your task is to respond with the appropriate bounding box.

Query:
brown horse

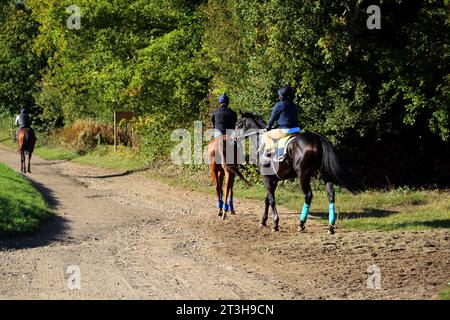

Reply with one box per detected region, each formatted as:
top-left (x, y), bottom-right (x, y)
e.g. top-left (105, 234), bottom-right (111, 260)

top-left (18, 128), bottom-right (36, 174)
top-left (207, 135), bottom-right (249, 220)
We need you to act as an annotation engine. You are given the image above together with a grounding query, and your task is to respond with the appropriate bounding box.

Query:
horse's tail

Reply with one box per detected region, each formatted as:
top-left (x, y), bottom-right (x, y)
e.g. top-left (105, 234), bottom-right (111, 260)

top-left (18, 129), bottom-right (28, 152)
top-left (313, 132), bottom-right (361, 195)
top-left (24, 131), bottom-right (30, 149)
top-left (225, 164), bottom-right (251, 186)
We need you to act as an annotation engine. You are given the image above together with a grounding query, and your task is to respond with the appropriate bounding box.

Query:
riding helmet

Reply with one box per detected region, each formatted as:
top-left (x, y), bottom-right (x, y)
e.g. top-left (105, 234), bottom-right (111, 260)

top-left (278, 85), bottom-right (294, 101)
top-left (219, 93), bottom-right (230, 105)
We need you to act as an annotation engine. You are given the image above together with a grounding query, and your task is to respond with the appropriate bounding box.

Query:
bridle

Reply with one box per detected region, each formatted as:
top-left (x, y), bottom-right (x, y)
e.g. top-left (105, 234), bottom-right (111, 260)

top-left (232, 118), bottom-right (267, 141)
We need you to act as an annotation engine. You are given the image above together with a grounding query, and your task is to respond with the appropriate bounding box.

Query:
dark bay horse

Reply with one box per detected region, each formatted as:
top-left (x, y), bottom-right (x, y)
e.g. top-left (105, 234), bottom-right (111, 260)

top-left (207, 135), bottom-right (250, 220)
top-left (18, 128), bottom-right (36, 174)
top-left (235, 113), bottom-right (360, 234)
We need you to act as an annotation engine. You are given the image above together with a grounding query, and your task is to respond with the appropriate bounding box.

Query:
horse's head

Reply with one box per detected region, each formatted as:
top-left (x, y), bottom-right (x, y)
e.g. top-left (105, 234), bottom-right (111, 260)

top-left (236, 112), bottom-right (266, 133)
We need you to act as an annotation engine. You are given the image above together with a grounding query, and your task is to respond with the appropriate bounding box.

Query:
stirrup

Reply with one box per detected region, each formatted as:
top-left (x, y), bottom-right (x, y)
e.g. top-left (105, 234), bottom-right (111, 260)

top-left (273, 155), bottom-right (286, 163)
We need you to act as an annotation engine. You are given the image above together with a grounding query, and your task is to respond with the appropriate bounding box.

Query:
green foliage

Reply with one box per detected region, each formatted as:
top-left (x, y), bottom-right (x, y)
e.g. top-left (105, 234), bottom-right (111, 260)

top-left (0, 162), bottom-right (51, 238)
top-left (203, 0), bottom-right (450, 187)
top-left (131, 115), bottom-right (174, 162)
top-left (0, 2), bottom-right (44, 120)
top-left (203, 0), bottom-right (449, 142)
top-left (26, 0), bottom-right (210, 128)
top-left (0, 0), bottom-right (448, 187)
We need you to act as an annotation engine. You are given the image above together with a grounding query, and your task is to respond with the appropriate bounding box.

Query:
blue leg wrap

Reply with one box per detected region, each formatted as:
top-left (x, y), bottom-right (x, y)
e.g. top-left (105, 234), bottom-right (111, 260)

top-left (229, 196), bottom-right (234, 211)
top-left (329, 203), bottom-right (336, 225)
top-left (300, 204), bottom-right (310, 222)
top-left (223, 203), bottom-right (230, 212)
top-left (217, 193), bottom-right (223, 209)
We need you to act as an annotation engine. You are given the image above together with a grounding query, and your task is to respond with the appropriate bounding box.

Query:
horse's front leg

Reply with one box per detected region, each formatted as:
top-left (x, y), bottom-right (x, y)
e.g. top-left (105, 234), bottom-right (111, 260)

top-left (264, 177), bottom-right (279, 232)
top-left (229, 180), bottom-right (236, 215)
top-left (260, 195), bottom-right (270, 227)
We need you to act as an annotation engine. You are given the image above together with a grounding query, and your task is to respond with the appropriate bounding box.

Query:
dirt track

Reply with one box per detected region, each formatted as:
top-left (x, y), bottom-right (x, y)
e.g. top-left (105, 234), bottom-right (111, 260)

top-left (0, 147), bottom-right (448, 300)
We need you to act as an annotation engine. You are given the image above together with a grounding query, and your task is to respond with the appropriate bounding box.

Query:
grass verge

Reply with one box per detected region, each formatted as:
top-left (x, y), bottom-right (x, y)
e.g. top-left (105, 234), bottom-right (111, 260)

top-left (439, 284), bottom-right (450, 300)
top-left (73, 145), bottom-right (143, 171)
top-left (0, 162), bottom-right (51, 237)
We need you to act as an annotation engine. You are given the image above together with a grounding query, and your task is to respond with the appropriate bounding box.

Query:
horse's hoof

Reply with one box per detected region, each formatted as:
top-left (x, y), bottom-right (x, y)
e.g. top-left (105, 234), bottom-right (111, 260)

top-left (299, 221), bottom-right (306, 232)
top-left (328, 226), bottom-right (336, 235)
top-left (260, 222), bottom-right (267, 228)
top-left (272, 226), bottom-right (279, 233)
top-left (222, 212), bottom-right (227, 220)
top-left (230, 210), bottom-right (236, 215)
top-left (218, 210), bottom-right (223, 217)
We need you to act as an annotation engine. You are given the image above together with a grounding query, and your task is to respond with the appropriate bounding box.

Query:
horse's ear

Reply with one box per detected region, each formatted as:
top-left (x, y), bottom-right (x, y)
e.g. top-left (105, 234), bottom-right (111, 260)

top-left (239, 111), bottom-right (244, 118)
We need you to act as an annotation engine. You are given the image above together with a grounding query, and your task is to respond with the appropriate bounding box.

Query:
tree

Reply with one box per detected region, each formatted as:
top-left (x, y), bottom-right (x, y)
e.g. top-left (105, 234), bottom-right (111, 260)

top-left (0, 1), bottom-right (44, 123)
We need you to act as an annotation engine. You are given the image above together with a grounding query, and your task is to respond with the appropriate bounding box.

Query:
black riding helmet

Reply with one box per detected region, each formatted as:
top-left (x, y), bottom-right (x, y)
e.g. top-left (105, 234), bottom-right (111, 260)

top-left (278, 85), bottom-right (294, 102)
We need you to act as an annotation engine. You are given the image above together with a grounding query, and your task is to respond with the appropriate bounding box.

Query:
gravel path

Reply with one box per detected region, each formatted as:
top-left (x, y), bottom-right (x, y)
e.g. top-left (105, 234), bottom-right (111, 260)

top-left (0, 147), bottom-right (448, 299)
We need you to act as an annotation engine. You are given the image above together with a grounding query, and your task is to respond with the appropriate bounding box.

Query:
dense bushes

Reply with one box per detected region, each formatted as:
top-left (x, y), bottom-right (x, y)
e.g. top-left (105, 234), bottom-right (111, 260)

top-left (0, 0), bottom-right (449, 187)
top-left (130, 116), bottom-right (174, 162)
top-left (202, 0), bottom-right (450, 187)
top-left (46, 119), bottom-right (130, 155)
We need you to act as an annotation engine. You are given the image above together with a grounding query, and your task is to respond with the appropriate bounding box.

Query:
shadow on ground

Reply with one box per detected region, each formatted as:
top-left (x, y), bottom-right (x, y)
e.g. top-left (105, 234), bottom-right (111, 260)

top-left (283, 208), bottom-right (398, 219)
top-left (0, 176), bottom-right (69, 250)
top-left (76, 165), bottom-right (152, 179)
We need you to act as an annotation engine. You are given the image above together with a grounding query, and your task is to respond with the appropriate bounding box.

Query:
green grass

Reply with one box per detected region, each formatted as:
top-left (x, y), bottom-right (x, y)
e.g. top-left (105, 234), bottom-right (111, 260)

top-left (0, 162), bottom-right (51, 237)
top-left (439, 284), bottom-right (450, 300)
top-left (74, 145), bottom-right (144, 171)
top-left (33, 146), bottom-right (79, 161)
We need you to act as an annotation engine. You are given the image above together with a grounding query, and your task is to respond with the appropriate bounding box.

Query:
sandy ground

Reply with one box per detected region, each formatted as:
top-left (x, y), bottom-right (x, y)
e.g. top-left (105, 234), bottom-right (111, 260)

top-left (0, 147), bottom-right (448, 300)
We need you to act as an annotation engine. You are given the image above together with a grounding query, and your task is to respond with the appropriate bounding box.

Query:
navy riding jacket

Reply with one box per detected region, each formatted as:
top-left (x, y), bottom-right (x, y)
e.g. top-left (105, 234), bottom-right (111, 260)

top-left (211, 107), bottom-right (238, 134)
top-left (16, 113), bottom-right (32, 129)
top-left (267, 101), bottom-right (300, 129)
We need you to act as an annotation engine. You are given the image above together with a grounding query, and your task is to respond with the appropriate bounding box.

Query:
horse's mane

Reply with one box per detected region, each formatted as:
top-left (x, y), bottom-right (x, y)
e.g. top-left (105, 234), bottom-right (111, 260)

top-left (241, 112), bottom-right (263, 120)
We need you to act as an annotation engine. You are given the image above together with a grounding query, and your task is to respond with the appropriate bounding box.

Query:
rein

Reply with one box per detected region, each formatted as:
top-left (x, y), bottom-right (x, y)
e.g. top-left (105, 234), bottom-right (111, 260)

top-left (233, 129), bottom-right (266, 141)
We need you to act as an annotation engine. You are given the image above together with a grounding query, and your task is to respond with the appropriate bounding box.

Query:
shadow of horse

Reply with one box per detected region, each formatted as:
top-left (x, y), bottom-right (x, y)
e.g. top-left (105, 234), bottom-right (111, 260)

top-left (283, 208), bottom-right (398, 220)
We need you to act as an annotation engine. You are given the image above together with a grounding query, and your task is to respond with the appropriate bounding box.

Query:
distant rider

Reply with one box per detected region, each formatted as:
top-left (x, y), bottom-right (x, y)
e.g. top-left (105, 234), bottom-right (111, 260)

top-left (15, 108), bottom-right (34, 141)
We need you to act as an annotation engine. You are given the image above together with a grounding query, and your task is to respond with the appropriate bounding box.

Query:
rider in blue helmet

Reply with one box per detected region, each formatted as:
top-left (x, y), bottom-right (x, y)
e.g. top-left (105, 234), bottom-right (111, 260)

top-left (211, 93), bottom-right (237, 138)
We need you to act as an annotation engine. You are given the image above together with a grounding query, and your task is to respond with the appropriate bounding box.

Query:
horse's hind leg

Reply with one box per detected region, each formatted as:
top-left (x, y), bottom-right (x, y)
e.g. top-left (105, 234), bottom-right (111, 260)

top-left (299, 168), bottom-right (314, 232)
top-left (211, 163), bottom-right (224, 217)
top-left (27, 152), bottom-right (32, 173)
top-left (222, 172), bottom-right (235, 220)
top-left (20, 151), bottom-right (26, 173)
top-left (326, 181), bottom-right (336, 235)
